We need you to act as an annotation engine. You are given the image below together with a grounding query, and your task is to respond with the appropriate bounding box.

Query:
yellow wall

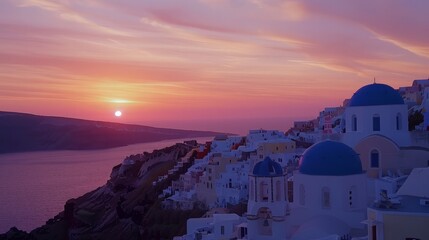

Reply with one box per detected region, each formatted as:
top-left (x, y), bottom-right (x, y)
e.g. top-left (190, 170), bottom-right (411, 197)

top-left (257, 141), bottom-right (295, 157)
top-left (383, 214), bottom-right (429, 240)
top-left (355, 135), bottom-right (429, 178)
top-left (196, 155), bottom-right (238, 206)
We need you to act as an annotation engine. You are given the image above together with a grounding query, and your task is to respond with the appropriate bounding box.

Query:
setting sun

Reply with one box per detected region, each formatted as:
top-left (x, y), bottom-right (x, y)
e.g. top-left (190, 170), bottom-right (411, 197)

top-left (114, 110), bottom-right (122, 117)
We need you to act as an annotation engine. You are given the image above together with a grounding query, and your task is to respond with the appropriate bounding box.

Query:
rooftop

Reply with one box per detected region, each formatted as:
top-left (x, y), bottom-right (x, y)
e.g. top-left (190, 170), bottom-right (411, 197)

top-left (299, 140), bottom-right (363, 176)
top-left (349, 83), bottom-right (404, 107)
top-left (370, 195), bottom-right (429, 215)
top-left (252, 157), bottom-right (284, 177)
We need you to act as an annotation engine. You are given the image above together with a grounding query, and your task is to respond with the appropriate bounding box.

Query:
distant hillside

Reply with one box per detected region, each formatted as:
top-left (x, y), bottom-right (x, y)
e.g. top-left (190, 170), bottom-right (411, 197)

top-left (0, 111), bottom-right (221, 154)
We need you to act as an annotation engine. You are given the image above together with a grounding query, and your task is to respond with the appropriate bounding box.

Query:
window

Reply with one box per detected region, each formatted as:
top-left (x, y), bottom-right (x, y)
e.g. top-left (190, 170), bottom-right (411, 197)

top-left (276, 181), bottom-right (281, 201)
top-left (371, 225), bottom-right (377, 240)
top-left (396, 113), bottom-right (402, 130)
top-left (260, 181), bottom-right (269, 201)
top-left (373, 115), bottom-right (380, 131)
top-left (221, 226), bottom-right (225, 235)
top-left (250, 181), bottom-right (254, 200)
top-left (371, 150), bottom-right (379, 168)
top-left (322, 187), bottom-right (330, 208)
top-left (352, 115), bottom-right (357, 131)
top-left (240, 227), bottom-right (247, 238)
top-left (349, 186), bottom-right (357, 208)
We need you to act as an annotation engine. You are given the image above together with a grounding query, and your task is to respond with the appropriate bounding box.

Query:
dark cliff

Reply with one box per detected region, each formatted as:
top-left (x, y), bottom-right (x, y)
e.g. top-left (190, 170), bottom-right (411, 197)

top-left (0, 141), bottom-right (204, 240)
top-left (0, 111), bottom-right (220, 153)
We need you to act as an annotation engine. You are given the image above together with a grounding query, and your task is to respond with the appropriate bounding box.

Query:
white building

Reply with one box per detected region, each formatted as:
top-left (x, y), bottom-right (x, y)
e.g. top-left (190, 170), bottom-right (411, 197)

top-left (247, 157), bottom-right (289, 240)
top-left (341, 83), bottom-right (429, 179)
top-left (422, 87), bottom-right (429, 130)
top-left (216, 161), bottom-right (250, 207)
top-left (342, 83), bottom-right (411, 148)
top-left (182, 214), bottom-right (243, 240)
top-left (290, 140), bottom-right (368, 239)
top-left (211, 135), bottom-right (243, 153)
top-left (246, 130), bottom-right (286, 148)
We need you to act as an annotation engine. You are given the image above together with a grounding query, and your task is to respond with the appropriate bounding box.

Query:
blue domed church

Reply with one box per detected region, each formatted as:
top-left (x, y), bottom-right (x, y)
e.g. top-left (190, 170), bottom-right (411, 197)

top-left (343, 83), bottom-right (410, 148)
top-left (246, 141), bottom-right (367, 240)
top-left (247, 157), bottom-right (288, 239)
top-left (342, 83), bottom-right (429, 179)
top-left (289, 140), bottom-right (367, 239)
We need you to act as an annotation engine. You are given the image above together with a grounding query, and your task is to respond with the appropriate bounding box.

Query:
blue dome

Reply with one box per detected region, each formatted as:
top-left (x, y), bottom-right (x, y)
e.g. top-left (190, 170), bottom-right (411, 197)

top-left (299, 141), bottom-right (362, 176)
top-left (253, 157), bottom-right (283, 177)
top-left (349, 83), bottom-right (404, 107)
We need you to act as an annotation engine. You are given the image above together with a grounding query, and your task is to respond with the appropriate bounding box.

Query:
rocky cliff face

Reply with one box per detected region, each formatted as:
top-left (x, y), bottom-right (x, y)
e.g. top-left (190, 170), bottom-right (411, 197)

top-left (0, 141), bottom-right (199, 240)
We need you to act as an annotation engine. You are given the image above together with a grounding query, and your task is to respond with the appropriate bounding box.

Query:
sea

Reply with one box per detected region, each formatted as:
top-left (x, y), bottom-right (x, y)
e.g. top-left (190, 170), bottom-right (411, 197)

top-left (0, 137), bottom-right (213, 233)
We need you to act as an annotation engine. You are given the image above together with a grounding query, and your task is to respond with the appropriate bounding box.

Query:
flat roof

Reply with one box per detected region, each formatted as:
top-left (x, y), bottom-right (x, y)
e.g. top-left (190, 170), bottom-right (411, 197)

top-left (370, 196), bottom-right (429, 215)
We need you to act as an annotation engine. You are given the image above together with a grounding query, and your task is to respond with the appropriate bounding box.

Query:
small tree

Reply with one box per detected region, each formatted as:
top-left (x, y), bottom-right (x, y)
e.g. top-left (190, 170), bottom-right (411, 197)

top-left (409, 110), bottom-right (424, 130)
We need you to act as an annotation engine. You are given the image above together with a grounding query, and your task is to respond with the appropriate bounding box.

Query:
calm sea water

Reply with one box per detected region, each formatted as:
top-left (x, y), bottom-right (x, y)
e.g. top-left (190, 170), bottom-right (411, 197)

top-left (0, 137), bottom-right (212, 233)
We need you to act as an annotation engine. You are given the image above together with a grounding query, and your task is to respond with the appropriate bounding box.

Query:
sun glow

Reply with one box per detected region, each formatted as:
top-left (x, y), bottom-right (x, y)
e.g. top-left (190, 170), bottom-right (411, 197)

top-left (114, 110), bottom-right (122, 117)
top-left (109, 99), bottom-right (133, 104)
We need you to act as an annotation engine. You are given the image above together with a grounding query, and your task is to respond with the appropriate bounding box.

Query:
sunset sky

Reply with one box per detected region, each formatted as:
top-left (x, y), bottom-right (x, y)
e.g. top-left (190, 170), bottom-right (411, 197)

top-left (1, 0), bottom-right (429, 134)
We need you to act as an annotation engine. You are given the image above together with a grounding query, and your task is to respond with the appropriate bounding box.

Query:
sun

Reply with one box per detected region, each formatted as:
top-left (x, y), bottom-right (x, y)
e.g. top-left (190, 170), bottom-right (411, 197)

top-left (114, 110), bottom-right (122, 117)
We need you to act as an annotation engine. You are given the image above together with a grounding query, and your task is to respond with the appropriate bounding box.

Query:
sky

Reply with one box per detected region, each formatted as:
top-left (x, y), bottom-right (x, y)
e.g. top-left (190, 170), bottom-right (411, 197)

top-left (1, 0), bottom-right (429, 134)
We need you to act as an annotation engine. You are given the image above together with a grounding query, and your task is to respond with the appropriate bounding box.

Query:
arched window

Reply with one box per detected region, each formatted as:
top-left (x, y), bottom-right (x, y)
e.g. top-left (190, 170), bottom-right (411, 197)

top-left (322, 187), bottom-right (330, 208)
top-left (352, 115), bottom-right (357, 131)
top-left (299, 184), bottom-right (305, 206)
top-left (284, 179), bottom-right (289, 201)
top-left (276, 181), bottom-right (281, 201)
top-left (260, 181), bottom-right (269, 201)
top-left (373, 114), bottom-right (380, 131)
top-left (250, 180), bottom-right (254, 201)
top-left (371, 150), bottom-right (380, 168)
top-left (396, 113), bottom-right (402, 130)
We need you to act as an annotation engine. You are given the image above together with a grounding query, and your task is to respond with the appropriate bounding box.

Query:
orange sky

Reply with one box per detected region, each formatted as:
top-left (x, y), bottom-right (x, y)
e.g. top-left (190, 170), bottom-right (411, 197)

top-left (1, 0), bottom-right (429, 134)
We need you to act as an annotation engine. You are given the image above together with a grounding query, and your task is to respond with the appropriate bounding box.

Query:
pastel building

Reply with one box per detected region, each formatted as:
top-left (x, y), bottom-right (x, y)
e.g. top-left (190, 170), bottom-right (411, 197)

top-left (318, 106), bottom-right (345, 134)
top-left (256, 139), bottom-right (296, 160)
top-left (254, 139), bottom-right (297, 168)
top-left (196, 153), bottom-right (239, 207)
top-left (367, 168), bottom-right (429, 240)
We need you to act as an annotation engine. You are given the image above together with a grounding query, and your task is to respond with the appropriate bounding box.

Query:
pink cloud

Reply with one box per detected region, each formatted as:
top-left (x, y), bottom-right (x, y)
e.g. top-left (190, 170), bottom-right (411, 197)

top-left (1, 0), bottom-right (429, 131)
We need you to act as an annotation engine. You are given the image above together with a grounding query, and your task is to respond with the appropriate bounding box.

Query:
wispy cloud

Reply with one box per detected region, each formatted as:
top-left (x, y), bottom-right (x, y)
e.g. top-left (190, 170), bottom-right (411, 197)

top-left (1, 0), bottom-right (428, 126)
